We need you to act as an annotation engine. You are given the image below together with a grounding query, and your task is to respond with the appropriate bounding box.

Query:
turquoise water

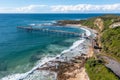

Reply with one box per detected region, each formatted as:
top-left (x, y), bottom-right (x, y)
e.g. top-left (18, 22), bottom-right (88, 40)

top-left (0, 14), bottom-right (105, 78)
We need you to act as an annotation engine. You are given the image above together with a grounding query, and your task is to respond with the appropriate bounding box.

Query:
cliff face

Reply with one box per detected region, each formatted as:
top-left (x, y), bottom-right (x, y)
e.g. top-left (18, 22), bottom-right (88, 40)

top-left (85, 15), bottom-right (120, 80)
top-left (94, 18), bottom-right (104, 31)
top-left (109, 22), bottom-right (120, 28)
top-left (93, 15), bottom-right (120, 60)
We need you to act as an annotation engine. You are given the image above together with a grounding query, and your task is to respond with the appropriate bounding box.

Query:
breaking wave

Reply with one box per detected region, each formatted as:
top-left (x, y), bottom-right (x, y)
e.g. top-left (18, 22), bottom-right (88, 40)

top-left (1, 27), bottom-right (92, 80)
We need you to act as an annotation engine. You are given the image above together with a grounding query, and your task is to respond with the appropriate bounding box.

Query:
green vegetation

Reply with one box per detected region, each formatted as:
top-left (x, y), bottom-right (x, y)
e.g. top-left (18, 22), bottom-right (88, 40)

top-left (58, 14), bottom-right (120, 61)
top-left (81, 15), bottom-right (120, 60)
top-left (81, 14), bottom-right (120, 31)
top-left (99, 14), bottom-right (120, 22)
top-left (101, 27), bottom-right (120, 59)
top-left (56, 14), bottom-right (120, 80)
top-left (83, 15), bottom-right (120, 80)
top-left (57, 20), bottom-right (81, 25)
top-left (58, 15), bottom-right (120, 60)
top-left (81, 18), bottom-right (97, 29)
top-left (85, 58), bottom-right (119, 80)
top-left (81, 14), bottom-right (120, 80)
top-left (102, 19), bottom-right (113, 30)
top-left (99, 15), bottom-right (120, 30)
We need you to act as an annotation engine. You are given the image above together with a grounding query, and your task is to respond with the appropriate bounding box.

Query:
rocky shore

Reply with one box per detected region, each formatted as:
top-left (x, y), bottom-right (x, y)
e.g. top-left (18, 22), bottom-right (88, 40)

top-left (34, 23), bottom-right (96, 80)
top-left (2, 24), bottom-right (96, 80)
top-left (37, 56), bottom-right (87, 80)
top-left (24, 15), bottom-right (120, 80)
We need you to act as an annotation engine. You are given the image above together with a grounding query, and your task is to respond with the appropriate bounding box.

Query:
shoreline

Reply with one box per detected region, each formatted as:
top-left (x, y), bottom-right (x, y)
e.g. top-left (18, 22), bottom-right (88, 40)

top-left (28, 25), bottom-right (96, 80)
top-left (1, 25), bottom-right (96, 80)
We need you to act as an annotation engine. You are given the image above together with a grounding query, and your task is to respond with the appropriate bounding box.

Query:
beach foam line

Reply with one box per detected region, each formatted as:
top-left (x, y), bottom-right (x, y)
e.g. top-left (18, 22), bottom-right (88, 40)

top-left (1, 57), bottom-right (56, 80)
top-left (80, 27), bottom-right (91, 37)
top-left (1, 27), bottom-right (92, 80)
top-left (61, 39), bottom-right (85, 54)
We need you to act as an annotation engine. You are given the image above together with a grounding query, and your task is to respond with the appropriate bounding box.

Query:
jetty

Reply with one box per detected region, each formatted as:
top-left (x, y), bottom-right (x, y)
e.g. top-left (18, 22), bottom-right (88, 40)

top-left (17, 26), bottom-right (83, 37)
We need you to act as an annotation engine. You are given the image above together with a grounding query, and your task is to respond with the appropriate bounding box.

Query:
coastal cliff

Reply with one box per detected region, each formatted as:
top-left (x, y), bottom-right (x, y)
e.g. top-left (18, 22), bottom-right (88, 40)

top-left (57, 14), bottom-right (120, 80)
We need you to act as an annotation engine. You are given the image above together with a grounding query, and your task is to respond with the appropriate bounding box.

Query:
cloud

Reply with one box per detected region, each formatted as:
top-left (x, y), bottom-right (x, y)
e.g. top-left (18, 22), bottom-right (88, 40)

top-left (16, 5), bottom-right (47, 12)
top-left (0, 5), bottom-right (47, 13)
top-left (0, 4), bottom-right (120, 13)
top-left (51, 4), bottom-right (120, 12)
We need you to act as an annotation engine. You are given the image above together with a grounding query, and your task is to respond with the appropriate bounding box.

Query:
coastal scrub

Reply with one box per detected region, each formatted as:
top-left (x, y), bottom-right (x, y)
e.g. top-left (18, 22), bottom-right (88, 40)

top-left (85, 58), bottom-right (119, 80)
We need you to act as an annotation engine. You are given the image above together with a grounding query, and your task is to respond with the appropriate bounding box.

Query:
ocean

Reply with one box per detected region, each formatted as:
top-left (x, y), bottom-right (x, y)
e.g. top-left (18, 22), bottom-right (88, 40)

top-left (0, 13), bottom-right (106, 79)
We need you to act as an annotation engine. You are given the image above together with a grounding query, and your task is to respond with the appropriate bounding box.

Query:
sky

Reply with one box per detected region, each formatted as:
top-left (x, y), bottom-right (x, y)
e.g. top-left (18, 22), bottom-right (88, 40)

top-left (0, 0), bottom-right (120, 13)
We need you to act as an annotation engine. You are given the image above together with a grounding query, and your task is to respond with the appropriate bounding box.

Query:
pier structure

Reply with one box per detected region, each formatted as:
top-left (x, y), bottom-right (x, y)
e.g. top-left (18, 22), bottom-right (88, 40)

top-left (17, 26), bottom-right (83, 37)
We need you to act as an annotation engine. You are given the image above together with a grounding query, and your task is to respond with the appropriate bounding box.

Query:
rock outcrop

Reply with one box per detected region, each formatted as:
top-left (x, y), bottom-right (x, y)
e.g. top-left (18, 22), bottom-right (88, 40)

top-left (94, 18), bottom-right (104, 31)
top-left (109, 22), bottom-right (120, 28)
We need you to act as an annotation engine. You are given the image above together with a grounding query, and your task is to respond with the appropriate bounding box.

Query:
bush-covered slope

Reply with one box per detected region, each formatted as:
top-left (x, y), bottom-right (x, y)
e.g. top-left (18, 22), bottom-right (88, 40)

top-left (82, 14), bottom-right (120, 80)
top-left (85, 58), bottom-right (119, 80)
top-left (81, 15), bottom-right (120, 60)
top-left (57, 14), bottom-right (120, 60)
top-left (57, 14), bottom-right (120, 79)
top-left (101, 27), bottom-right (120, 59)
top-left (81, 14), bottom-right (120, 31)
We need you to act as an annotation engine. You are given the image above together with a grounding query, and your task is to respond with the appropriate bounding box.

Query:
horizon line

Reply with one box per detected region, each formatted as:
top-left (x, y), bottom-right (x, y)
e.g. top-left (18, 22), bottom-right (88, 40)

top-left (0, 13), bottom-right (120, 14)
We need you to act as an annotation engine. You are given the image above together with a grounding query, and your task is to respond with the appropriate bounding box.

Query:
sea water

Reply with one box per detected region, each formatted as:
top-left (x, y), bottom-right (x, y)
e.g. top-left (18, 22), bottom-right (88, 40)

top-left (0, 14), bottom-right (104, 79)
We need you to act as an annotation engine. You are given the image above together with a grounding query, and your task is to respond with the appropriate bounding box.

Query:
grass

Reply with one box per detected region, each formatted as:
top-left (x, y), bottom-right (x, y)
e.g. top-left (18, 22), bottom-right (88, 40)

top-left (80, 14), bottom-right (120, 80)
top-left (81, 15), bottom-right (120, 61)
top-left (101, 27), bottom-right (120, 60)
top-left (85, 58), bottom-right (120, 80)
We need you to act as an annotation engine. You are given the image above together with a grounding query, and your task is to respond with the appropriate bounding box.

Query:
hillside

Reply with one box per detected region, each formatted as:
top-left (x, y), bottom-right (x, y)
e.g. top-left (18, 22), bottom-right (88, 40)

top-left (80, 14), bottom-right (120, 60)
top-left (57, 15), bottom-right (120, 60)
top-left (101, 27), bottom-right (120, 59)
top-left (81, 14), bottom-right (120, 79)
top-left (57, 14), bottom-right (120, 80)
top-left (85, 57), bottom-right (119, 80)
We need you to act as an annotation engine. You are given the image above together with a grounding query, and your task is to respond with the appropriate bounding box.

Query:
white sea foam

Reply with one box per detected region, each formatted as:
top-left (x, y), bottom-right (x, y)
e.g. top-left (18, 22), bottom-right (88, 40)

top-left (29, 23), bottom-right (36, 26)
top-left (1, 27), bottom-right (92, 80)
top-left (23, 70), bottom-right (57, 80)
top-left (80, 27), bottom-right (91, 36)
top-left (29, 23), bottom-right (42, 26)
top-left (29, 21), bottom-right (55, 27)
top-left (1, 57), bottom-right (56, 80)
top-left (61, 39), bottom-right (85, 54)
